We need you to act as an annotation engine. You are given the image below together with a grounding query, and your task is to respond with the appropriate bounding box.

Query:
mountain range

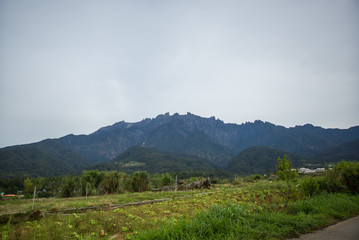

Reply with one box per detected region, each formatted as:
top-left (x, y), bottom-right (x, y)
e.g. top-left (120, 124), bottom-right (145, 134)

top-left (1, 112), bottom-right (358, 178)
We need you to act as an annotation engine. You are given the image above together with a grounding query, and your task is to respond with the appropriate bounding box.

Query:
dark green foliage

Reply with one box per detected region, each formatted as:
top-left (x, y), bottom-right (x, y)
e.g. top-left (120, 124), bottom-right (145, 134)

top-left (174, 170), bottom-right (233, 180)
top-left (61, 176), bottom-right (78, 198)
top-left (0, 177), bottom-right (24, 194)
top-left (23, 177), bottom-right (34, 198)
top-left (251, 174), bottom-right (262, 181)
top-left (92, 146), bottom-right (215, 174)
top-left (131, 171), bottom-right (150, 192)
top-left (160, 173), bottom-right (174, 187)
top-left (0, 139), bottom-right (90, 178)
top-left (321, 161), bottom-right (359, 194)
top-left (336, 161), bottom-right (359, 194)
top-left (226, 146), bottom-right (307, 175)
top-left (102, 171), bottom-right (127, 194)
top-left (300, 177), bottom-right (320, 197)
top-left (80, 170), bottom-right (105, 195)
top-left (314, 139), bottom-right (359, 164)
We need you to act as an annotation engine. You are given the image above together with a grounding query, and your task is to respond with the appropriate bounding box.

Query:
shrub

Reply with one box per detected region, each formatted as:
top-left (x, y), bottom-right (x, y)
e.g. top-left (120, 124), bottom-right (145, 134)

top-left (232, 175), bottom-right (242, 185)
top-left (131, 171), bottom-right (150, 192)
top-left (336, 161), bottom-right (359, 194)
top-left (23, 177), bottom-right (35, 198)
top-left (61, 176), bottom-right (78, 198)
top-left (251, 174), bottom-right (262, 181)
top-left (80, 170), bottom-right (105, 196)
top-left (276, 155), bottom-right (298, 208)
top-left (301, 177), bottom-right (320, 197)
top-left (321, 161), bottom-right (359, 194)
top-left (103, 171), bottom-right (127, 194)
top-left (160, 173), bottom-right (174, 187)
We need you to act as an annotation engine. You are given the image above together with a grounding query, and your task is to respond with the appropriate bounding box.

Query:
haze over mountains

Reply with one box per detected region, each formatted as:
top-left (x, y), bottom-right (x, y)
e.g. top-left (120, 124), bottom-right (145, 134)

top-left (1, 113), bottom-right (359, 178)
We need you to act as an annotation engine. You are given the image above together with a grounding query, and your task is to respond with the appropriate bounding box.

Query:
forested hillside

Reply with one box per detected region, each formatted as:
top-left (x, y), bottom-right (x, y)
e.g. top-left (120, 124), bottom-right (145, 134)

top-left (0, 113), bottom-right (358, 178)
top-left (90, 146), bottom-right (215, 174)
top-left (0, 139), bottom-right (90, 178)
top-left (225, 146), bottom-right (308, 175)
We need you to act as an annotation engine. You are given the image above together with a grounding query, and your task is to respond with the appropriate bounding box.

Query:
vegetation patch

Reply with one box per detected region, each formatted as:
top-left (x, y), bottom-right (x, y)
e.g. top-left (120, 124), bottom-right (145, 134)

top-left (134, 194), bottom-right (359, 240)
top-left (1, 160), bottom-right (358, 239)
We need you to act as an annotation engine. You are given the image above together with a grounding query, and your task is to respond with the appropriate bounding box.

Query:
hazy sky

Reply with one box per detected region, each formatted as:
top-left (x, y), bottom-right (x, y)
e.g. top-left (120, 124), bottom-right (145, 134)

top-left (1, 0), bottom-right (358, 148)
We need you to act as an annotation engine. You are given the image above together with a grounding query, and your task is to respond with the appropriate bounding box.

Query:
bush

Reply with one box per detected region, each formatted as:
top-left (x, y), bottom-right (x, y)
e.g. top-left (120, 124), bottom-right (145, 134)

top-left (321, 161), bottom-right (359, 194)
top-left (337, 161), bottom-right (359, 194)
top-left (81, 170), bottom-right (105, 196)
top-left (131, 171), bottom-right (150, 192)
top-left (160, 173), bottom-right (174, 187)
top-left (251, 174), bottom-right (262, 181)
top-left (61, 176), bottom-right (78, 198)
top-left (232, 175), bottom-right (242, 185)
top-left (103, 171), bottom-right (127, 194)
top-left (23, 177), bottom-right (35, 198)
top-left (301, 177), bottom-right (320, 197)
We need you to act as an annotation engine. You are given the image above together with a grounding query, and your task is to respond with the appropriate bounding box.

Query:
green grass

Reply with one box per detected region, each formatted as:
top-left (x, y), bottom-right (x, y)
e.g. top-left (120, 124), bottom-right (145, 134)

top-left (1, 181), bottom-right (359, 240)
top-left (0, 188), bottom-right (213, 215)
top-left (288, 193), bottom-right (359, 219)
top-left (133, 193), bottom-right (359, 240)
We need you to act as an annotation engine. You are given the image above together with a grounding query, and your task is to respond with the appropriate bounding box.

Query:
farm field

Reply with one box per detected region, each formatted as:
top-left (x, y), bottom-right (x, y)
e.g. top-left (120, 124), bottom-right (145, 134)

top-left (1, 179), bottom-right (359, 240)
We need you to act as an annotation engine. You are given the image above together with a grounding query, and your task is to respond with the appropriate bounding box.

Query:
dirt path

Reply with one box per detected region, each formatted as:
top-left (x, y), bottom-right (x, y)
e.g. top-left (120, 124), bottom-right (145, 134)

top-left (288, 215), bottom-right (359, 240)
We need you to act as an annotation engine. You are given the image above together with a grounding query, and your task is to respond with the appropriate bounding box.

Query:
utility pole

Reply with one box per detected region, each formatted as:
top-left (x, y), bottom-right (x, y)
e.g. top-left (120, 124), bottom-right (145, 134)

top-left (175, 176), bottom-right (177, 192)
top-left (32, 186), bottom-right (36, 210)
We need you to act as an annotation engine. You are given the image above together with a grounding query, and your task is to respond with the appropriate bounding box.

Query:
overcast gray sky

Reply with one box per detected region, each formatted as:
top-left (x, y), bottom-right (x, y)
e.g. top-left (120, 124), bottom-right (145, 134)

top-left (0, 0), bottom-right (358, 148)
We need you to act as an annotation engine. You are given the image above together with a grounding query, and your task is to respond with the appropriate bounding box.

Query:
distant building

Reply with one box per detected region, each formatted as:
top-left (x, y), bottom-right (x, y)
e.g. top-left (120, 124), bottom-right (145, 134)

top-left (297, 167), bottom-right (326, 174)
top-left (298, 168), bottom-right (316, 174)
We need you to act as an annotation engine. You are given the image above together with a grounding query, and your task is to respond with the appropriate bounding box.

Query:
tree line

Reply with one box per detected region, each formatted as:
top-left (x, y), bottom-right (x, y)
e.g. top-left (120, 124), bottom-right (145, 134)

top-left (1, 159), bottom-right (357, 200)
top-left (2, 171), bottom-right (175, 198)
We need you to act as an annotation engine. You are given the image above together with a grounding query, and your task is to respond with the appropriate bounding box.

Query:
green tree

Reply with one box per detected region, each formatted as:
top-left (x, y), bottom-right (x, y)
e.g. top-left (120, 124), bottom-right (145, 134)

top-left (61, 176), bottom-right (78, 198)
top-left (131, 171), bottom-right (150, 192)
top-left (103, 171), bottom-right (128, 194)
top-left (35, 177), bottom-right (45, 190)
top-left (276, 155), bottom-right (298, 208)
top-left (81, 170), bottom-right (105, 195)
top-left (150, 173), bottom-right (162, 188)
top-left (160, 173), bottom-right (174, 187)
top-left (23, 177), bottom-right (35, 198)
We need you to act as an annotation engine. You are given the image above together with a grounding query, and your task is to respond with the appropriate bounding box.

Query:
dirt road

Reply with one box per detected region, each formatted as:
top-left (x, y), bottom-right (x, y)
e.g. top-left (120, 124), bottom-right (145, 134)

top-left (288, 215), bottom-right (359, 240)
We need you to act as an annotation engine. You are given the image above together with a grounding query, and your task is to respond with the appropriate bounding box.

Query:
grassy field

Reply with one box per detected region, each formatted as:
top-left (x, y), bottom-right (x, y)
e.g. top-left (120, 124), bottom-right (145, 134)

top-left (1, 180), bottom-right (359, 239)
top-left (0, 189), bottom-right (214, 215)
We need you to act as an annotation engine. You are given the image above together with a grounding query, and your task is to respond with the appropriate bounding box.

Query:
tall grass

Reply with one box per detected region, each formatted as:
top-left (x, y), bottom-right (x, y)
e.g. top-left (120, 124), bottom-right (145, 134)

top-left (287, 193), bottom-right (359, 219)
top-left (134, 193), bottom-right (359, 240)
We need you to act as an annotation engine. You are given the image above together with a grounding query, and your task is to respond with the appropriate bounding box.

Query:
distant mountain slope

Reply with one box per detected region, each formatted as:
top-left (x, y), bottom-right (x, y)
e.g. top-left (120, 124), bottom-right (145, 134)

top-left (0, 139), bottom-right (90, 178)
top-left (313, 139), bottom-right (359, 163)
top-left (90, 146), bottom-right (215, 174)
top-left (144, 119), bottom-right (233, 167)
top-left (58, 115), bottom-right (175, 164)
top-left (174, 113), bottom-right (359, 157)
top-left (58, 113), bottom-right (359, 165)
top-left (225, 146), bottom-right (308, 175)
top-left (1, 112), bottom-right (358, 178)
